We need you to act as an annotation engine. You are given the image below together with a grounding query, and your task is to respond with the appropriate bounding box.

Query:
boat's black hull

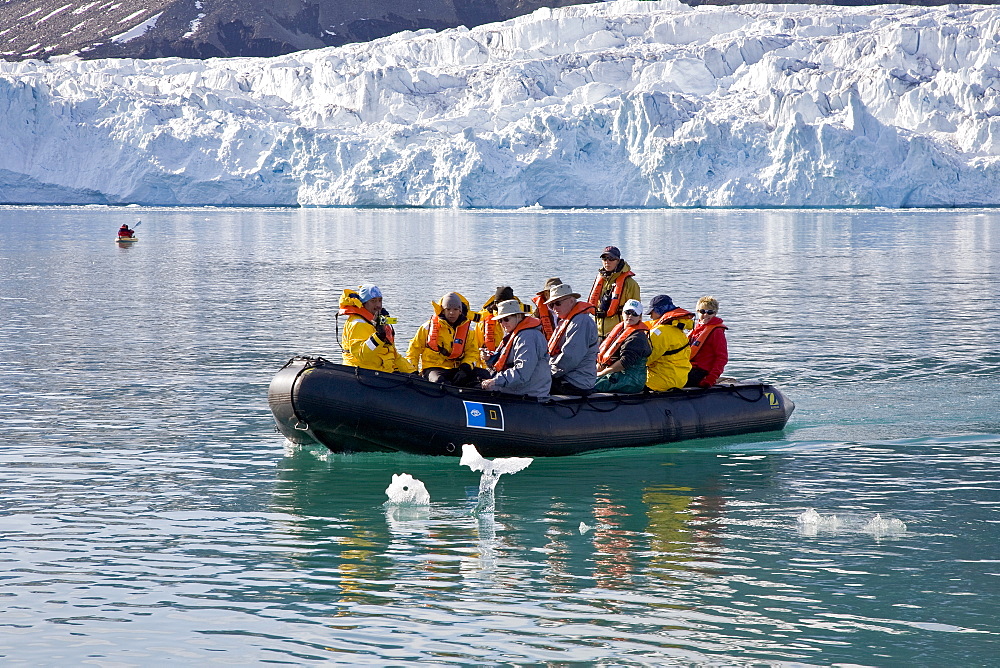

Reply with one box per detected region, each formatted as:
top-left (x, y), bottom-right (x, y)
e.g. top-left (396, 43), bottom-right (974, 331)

top-left (268, 357), bottom-right (794, 457)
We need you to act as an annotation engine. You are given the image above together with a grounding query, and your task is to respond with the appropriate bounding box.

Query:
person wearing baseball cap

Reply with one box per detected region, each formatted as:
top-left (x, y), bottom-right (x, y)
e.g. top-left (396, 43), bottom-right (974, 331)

top-left (337, 284), bottom-right (415, 374)
top-left (586, 245), bottom-right (640, 341)
top-left (644, 294), bottom-right (695, 392)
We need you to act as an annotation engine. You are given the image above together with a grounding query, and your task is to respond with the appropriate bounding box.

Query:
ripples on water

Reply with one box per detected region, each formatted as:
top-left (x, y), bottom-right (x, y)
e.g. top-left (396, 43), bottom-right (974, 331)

top-left (0, 207), bottom-right (997, 665)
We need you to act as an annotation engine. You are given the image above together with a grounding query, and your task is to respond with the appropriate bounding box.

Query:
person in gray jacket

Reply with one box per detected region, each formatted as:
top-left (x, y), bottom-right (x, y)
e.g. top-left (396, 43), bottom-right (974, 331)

top-left (481, 299), bottom-right (551, 400)
top-left (545, 283), bottom-right (598, 396)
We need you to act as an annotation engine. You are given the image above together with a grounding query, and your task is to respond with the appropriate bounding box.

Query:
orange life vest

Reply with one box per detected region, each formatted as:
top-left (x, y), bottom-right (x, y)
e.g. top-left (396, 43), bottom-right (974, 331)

top-left (596, 320), bottom-right (649, 366)
top-left (547, 302), bottom-right (596, 356)
top-left (531, 293), bottom-right (557, 340)
top-left (427, 316), bottom-right (472, 361)
top-left (339, 305), bottom-right (395, 344)
top-left (688, 322), bottom-right (726, 362)
top-left (588, 269), bottom-right (635, 318)
top-left (482, 315), bottom-right (499, 352)
top-left (491, 316), bottom-right (542, 372)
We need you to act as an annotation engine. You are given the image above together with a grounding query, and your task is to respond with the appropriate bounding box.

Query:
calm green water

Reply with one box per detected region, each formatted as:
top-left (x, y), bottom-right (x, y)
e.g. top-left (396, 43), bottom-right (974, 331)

top-left (1, 207), bottom-right (998, 665)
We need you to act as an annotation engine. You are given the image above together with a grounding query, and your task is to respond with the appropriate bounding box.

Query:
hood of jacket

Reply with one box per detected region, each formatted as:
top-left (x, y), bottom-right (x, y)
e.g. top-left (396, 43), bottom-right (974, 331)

top-left (432, 292), bottom-right (471, 324)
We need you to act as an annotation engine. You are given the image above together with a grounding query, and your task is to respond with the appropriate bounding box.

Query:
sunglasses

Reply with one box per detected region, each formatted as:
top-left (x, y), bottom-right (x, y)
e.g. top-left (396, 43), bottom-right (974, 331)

top-left (698, 309), bottom-right (716, 315)
top-left (624, 310), bottom-right (640, 317)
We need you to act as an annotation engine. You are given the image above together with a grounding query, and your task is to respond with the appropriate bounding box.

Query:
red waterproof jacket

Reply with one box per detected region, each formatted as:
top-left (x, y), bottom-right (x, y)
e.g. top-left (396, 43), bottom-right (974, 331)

top-left (688, 316), bottom-right (728, 386)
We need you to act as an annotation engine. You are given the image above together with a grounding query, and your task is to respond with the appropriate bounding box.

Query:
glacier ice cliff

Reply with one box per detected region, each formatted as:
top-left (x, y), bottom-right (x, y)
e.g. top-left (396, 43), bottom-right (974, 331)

top-left (3, 0), bottom-right (1000, 207)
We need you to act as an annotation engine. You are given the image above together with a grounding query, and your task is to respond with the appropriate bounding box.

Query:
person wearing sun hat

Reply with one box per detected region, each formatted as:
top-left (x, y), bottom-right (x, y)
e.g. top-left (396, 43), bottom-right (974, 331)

top-left (531, 277), bottom-right (563, 341)
top-left (477, 285), bottom-right (532, 364)
top-left (587, 245), bottom-right (640, 340)
top-left (337, 284), bottom-right (415, 374)
top-left (644, 294), bottom-right (695, 392)
top-left (481, 299), bottom-right (551, 400)
top-left (545, 283), bottom-right (598, 396)
top-left (594, 298), bottom-right (652, 393)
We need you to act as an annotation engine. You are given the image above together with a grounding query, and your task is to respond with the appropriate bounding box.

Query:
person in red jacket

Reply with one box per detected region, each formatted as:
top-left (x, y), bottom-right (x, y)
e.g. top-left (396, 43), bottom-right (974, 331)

top-left (118, 224), bottom-right (134, 238)
top-left (686, 296), bottom-right (728, 388)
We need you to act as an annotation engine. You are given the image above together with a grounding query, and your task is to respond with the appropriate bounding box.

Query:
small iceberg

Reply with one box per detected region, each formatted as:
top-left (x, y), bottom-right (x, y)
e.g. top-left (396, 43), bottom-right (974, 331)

top-left (460, 443), bottom-right (533, 496)
top-left (384, 473), bottom-right (430, 506)
top-left (796, 508), bottom-right (906, 537)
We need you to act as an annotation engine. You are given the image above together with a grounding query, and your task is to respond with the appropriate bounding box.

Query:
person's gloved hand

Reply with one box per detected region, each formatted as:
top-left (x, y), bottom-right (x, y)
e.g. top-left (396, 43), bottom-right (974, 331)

top-left (698, 379), bottom-right (712, 388)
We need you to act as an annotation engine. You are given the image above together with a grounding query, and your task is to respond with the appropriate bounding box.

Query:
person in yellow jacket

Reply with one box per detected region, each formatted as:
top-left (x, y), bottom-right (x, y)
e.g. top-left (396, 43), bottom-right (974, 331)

top-left (587, 246), bottom-right (641, 339)
top-left (338, 284), bottom-right (415, 374)
top-left (405, 292), bottom-right (485, 385)
top-left (644, 294), bottom-right (694, 392)
top-left (477, 285), bottom-right (531, 366)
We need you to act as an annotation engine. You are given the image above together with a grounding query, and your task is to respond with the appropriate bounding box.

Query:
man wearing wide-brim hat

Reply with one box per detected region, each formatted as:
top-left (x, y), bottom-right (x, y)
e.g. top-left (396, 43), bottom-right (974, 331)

top-left (480, 300), bottom-right (551, 400)
top-left (545, 283), bottom-right (598, 396)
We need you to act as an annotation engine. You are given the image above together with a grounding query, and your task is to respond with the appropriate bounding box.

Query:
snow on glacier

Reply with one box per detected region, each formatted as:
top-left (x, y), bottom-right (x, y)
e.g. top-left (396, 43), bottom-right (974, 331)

top-left (2, 0), bottom-right (1000, 207)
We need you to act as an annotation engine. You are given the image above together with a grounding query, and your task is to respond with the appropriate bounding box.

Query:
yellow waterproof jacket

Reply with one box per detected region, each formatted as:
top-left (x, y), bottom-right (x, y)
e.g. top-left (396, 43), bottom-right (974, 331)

top-left (592, 261), bottom-right (640, 338)
top-left (338, 289), bottom-right (415, 374)
top-left (645, 311), bottom-right (694, 392)
top-left (406, 294), bottom-right (482, 371)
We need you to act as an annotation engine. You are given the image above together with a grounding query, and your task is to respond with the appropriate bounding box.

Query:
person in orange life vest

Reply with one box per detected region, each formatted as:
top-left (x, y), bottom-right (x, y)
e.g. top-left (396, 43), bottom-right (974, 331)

top-left (644, 294), bottom-right (694, 392)
top-left (594, 299), bottom-right (652, 394)
top-left (338, 284), bottom-right (415, 374)
top-left (118, 224), bottom-right (134, 238)
top-left (531, 277), bottom-right (563, 341)
top-left (481, 300), bottom-right (551, 400)
top-left (477, 285), bottom-right (531, 364)
top-left (405, 292), bottom-right (483, 385)
top-left (686, 295), bottom-right (728, 388)
top-left (545, 283), bottom-right (598, 396)
top-left (588, 245), bottom-right (640, 340)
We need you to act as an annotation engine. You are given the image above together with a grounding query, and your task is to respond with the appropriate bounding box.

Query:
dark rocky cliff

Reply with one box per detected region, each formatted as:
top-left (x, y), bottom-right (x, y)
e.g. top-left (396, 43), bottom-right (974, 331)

top-left (0, 0), bottom-right (602, 62)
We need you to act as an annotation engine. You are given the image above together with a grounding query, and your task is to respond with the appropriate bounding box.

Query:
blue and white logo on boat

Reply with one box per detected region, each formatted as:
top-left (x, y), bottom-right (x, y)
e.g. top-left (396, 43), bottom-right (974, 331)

top-left (464, 401), bottom-right (504, 431)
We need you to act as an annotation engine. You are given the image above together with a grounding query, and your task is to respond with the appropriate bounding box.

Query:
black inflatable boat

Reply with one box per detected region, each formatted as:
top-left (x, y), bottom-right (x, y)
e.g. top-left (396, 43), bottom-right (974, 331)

top-left (268, 357), bottom-right (794, 457)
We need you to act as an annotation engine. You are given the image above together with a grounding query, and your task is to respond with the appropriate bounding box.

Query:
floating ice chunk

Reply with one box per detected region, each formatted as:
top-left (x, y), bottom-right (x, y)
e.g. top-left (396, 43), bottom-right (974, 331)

top-left (864, 513), bottom-right (907, 535)
top-left (460, 443), bottom-right (532, 495)
top-left (579, 521), bottom-right (592, 534)
top-left (797, 507), bottom-right (821, 525)
top-left (384, 473), bottom-right (430, 505)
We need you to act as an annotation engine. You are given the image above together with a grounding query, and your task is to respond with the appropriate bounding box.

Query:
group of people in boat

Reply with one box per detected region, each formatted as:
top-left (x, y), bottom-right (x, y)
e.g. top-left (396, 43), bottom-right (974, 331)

top-left (337, 246), bottom-right (729, 401)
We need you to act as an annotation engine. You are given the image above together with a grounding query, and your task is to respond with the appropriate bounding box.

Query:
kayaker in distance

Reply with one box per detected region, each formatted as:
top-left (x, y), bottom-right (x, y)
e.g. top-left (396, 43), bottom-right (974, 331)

top-left (118, 224), bottom-right (134, 238)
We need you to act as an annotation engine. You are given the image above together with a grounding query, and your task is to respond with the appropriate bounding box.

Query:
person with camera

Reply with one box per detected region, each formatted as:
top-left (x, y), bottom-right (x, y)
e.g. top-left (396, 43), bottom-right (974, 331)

top-left (587, 246), bottom-right (640, 341)
top-left (338, 284), bottom-right (415, 373)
